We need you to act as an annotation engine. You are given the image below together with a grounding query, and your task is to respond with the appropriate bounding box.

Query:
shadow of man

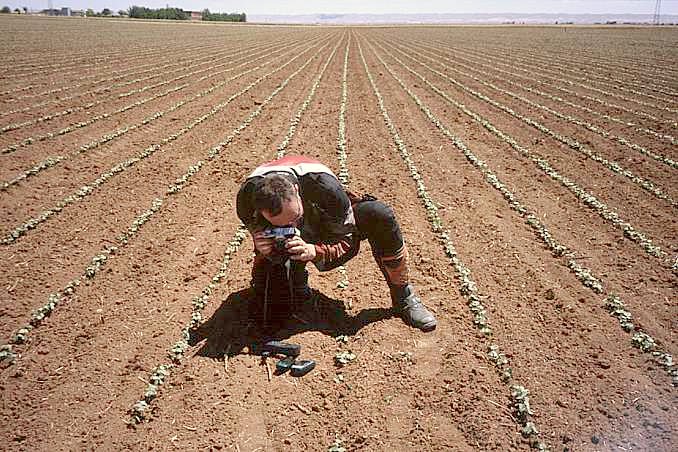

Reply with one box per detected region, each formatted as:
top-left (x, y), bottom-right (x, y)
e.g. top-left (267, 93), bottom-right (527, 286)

top-left (188, 287), bottom-right (394, 360)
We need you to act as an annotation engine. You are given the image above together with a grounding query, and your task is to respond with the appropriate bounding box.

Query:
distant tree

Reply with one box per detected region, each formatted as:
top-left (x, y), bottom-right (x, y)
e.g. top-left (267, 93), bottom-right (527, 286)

top-left (22, 6), bottom-right (27, 13)
top-left (202, 10), bottom-right (246, 22)
top-left (13, 7), bottom-right (19, 13)
top-left (102, 8), bottom-right (111, 16)
top-left (85, 8), bottom-right (95, 16)
top-left (128, 5), bottom-right (186, 20)
top-left (1, 6), bottom-right (11, 13)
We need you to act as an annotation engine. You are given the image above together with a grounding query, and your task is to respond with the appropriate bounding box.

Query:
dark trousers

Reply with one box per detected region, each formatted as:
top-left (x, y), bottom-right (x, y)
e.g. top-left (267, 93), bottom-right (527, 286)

top-left (352, 199), bottom-right (404, 258)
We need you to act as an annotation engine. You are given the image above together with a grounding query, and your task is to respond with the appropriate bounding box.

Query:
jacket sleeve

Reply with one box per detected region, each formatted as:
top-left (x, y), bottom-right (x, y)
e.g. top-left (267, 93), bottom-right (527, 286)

top-left (301, 173), bottom-right (359, 271)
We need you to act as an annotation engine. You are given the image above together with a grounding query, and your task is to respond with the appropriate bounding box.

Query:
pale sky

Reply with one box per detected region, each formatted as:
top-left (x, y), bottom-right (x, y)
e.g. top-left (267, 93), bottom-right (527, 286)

top-left (4, 0), bottom-right (678, 16)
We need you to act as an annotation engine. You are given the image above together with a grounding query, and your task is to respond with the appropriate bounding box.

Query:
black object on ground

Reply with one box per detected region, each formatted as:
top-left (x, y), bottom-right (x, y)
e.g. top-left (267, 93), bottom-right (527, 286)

top-left (263, 340), bottom-right (301, 357)
top-left (275, 356), bottom-right (295, 375)
top-left (290, 359), bottom-right (316, 377)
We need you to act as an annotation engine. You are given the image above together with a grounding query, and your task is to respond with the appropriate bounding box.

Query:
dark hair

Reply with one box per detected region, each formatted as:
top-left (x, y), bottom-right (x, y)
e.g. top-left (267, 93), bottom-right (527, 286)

top-left (253, 174), bottom-right (296, 216)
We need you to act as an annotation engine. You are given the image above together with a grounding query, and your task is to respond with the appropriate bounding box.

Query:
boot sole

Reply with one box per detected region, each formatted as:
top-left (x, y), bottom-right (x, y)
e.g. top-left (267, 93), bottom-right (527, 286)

top-left (417, 320), bottom-right (437, 332)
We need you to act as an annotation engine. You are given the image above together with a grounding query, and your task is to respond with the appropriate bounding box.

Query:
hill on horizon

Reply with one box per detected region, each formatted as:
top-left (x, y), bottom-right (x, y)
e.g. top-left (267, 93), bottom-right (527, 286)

top-left (249, 12), bottom-right (678, 24)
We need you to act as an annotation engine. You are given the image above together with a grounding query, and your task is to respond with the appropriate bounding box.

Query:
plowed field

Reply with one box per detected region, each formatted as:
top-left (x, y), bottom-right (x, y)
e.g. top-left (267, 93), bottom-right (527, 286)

top-left (0, 16), bottom-right (676, 451)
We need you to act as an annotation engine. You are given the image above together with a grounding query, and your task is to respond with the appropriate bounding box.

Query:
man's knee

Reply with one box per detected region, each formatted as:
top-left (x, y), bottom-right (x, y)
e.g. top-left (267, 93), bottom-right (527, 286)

top-left (354, 200), bottom-right (402, 256)
top-left (354, 200), bottom-right (397, 232)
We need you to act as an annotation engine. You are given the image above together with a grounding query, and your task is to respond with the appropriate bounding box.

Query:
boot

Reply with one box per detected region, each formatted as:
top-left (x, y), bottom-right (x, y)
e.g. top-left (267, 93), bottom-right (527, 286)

top-left (376, 246), bottom-right (437, 332)
top-left (390, 283), bottom-right (437, 332)
top-left (290, 261), bottom-right (313, 305)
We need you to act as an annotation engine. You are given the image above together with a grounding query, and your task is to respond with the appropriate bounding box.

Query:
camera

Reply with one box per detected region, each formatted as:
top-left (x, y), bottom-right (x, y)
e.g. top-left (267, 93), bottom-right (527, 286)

top-left (262, 227), bottom-right (300, 264)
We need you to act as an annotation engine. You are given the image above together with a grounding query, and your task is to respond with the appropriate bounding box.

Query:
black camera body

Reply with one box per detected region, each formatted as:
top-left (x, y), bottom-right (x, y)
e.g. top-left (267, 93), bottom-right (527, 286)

top-left (262, 227), bottom-right (300, 264)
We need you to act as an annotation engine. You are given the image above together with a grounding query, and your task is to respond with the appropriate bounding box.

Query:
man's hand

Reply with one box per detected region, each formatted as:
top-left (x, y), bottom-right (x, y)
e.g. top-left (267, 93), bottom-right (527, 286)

top-left (252, 231), bottom-right (275, 256)
top-left (286, 236), bottom-right (316, 262)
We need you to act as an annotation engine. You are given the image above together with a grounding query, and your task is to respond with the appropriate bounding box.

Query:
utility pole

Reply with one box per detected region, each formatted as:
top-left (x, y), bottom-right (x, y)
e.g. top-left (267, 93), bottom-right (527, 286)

top-left (653, 0), bottom-right (661, 25)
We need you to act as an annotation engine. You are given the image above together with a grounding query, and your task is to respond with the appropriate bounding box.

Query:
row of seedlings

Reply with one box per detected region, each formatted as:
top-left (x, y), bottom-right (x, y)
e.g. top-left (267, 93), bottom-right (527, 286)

top-left (0, 36), bottom-right (251, 74)
top-left (2, 28), bottom-right (277, 75)
top-left (451, 40), bottom-right (677, 90)
top-left (335, 38), bottom-right (352, 294)
top-left (0, 38), bottom-right (329, 245)
top-left (0, 40), bottom-right (332, 365)
top-left (0, 38), bottom-right (307, 190)
top-left (129, 227), bottom-right (248, 423)
top-left (0, 41), bottom-right (276, 134)
top-left (468, 43), bottom-right (677, 113)
top-left (502, 46), bottom-right (678, 100)
top-left (402, 42), bottom-right (678, 171)
top-left (373, 42), bottom-right (670, 264)
top-left (367, 40), bottom-right (677, 387)
top-left (385, 42), bottom-right (678, 208)
top-left (407, 39), bottom-right (678, 147)
top-left (0, 42), bottom-right (202, 96)
top-left (0, 41), bottom-right (211, 90)
top-left (0, 42), bottom-right (255, 119)
top-left (451, 44), bottom-right (675, 126)
top-left (0, 39), bottom-right (300, 154)
top-left (358, 39), bottom-right (548, 450)
top-left (0, 43), bottom-right (232, 102)
top-left (2, 39), bottom-right (266, 98)
top-left (130, 35), bottom-right (343, 423)
top-left (527, 44), bottom-right (678, 86)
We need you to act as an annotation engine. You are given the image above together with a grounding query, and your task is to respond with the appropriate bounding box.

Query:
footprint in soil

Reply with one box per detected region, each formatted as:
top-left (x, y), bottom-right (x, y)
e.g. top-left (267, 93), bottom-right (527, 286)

top-left (188, 286), bottom-right (394, 359)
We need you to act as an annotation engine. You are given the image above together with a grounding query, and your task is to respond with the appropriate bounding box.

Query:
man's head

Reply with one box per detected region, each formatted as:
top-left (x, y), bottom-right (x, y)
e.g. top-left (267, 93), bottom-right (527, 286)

top-left (254, 174), bottom-right (303, 227)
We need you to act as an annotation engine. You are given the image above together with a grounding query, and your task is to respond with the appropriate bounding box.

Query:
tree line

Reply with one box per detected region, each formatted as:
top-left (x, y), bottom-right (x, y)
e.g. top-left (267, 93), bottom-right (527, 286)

top-left (127, 6), bottom-right (246, 21)
top-left (201, 9), bottom-right (246, 22)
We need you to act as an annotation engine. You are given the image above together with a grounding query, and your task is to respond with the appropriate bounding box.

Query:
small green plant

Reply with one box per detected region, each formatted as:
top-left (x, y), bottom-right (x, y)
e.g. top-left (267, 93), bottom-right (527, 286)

top-left (328, 437), bottom-right (346, 452)
top-left (334, 351), bottom-right (356, 366)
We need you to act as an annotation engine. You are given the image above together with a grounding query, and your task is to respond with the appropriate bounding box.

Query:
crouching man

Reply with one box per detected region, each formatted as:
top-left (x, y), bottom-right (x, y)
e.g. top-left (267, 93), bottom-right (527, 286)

top-left (236, 154), bottom-right (436, 332)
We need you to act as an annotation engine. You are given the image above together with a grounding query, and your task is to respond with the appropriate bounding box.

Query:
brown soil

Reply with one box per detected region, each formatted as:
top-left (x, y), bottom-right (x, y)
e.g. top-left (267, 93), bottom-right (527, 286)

top-left (0, 18), bottom-right (676, 452)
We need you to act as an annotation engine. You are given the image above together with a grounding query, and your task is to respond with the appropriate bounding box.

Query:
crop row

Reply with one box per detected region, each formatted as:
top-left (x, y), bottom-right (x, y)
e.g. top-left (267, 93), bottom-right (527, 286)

top-left (0, 41), bottom-right (282, 135)
top-left (358, 39), bottom-right (547, 449)
top-left (0, 38), bottom-right (332, 366)
top-left (0, 39), bottom-right (300, 156)
top-left (402, 41), bottom-right (678, 170)
top-left (0, 28), bottom-right (282, 76)
top-left (450, 44), bottom-right (677, 127)
top-left (0, 40), bottom-right (209, 80)
top-left (463, 46), bottom-right (678, 115)
top-left (1, 38), bottom-right (324, 244)
top-left (335, 38), bottom-right (352, 294)
top-left (470, 42), bottom-right (678, 91)
top-left (0, 39), bottom-right (284, 134)
top-left (0, 42), bottom-right (221, 98)
top-left (367, 39), bottom-right (677, 387)
top-left (130, 36), bottom-right (344, 423)
top-left (513, 47), bottom-right (678, 97)
top-left (504, 48), bottom-right (678, 104)
top-left (0, 50), bottom-right (127, 76)
top-left (408, 40), bottom-right (677, 146)
top-left (0, 40), bottom-right (303, 190)
top-left (0, 40), bottom-right (271, 120)
top-left (387, 42), bottom-right (677, 208)
top-left (0, 36), bottom-right (233, 72)
top-left (375, 42), bottom-right (667, 263)
top-left (2, 34), bottom-right (280, 84)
